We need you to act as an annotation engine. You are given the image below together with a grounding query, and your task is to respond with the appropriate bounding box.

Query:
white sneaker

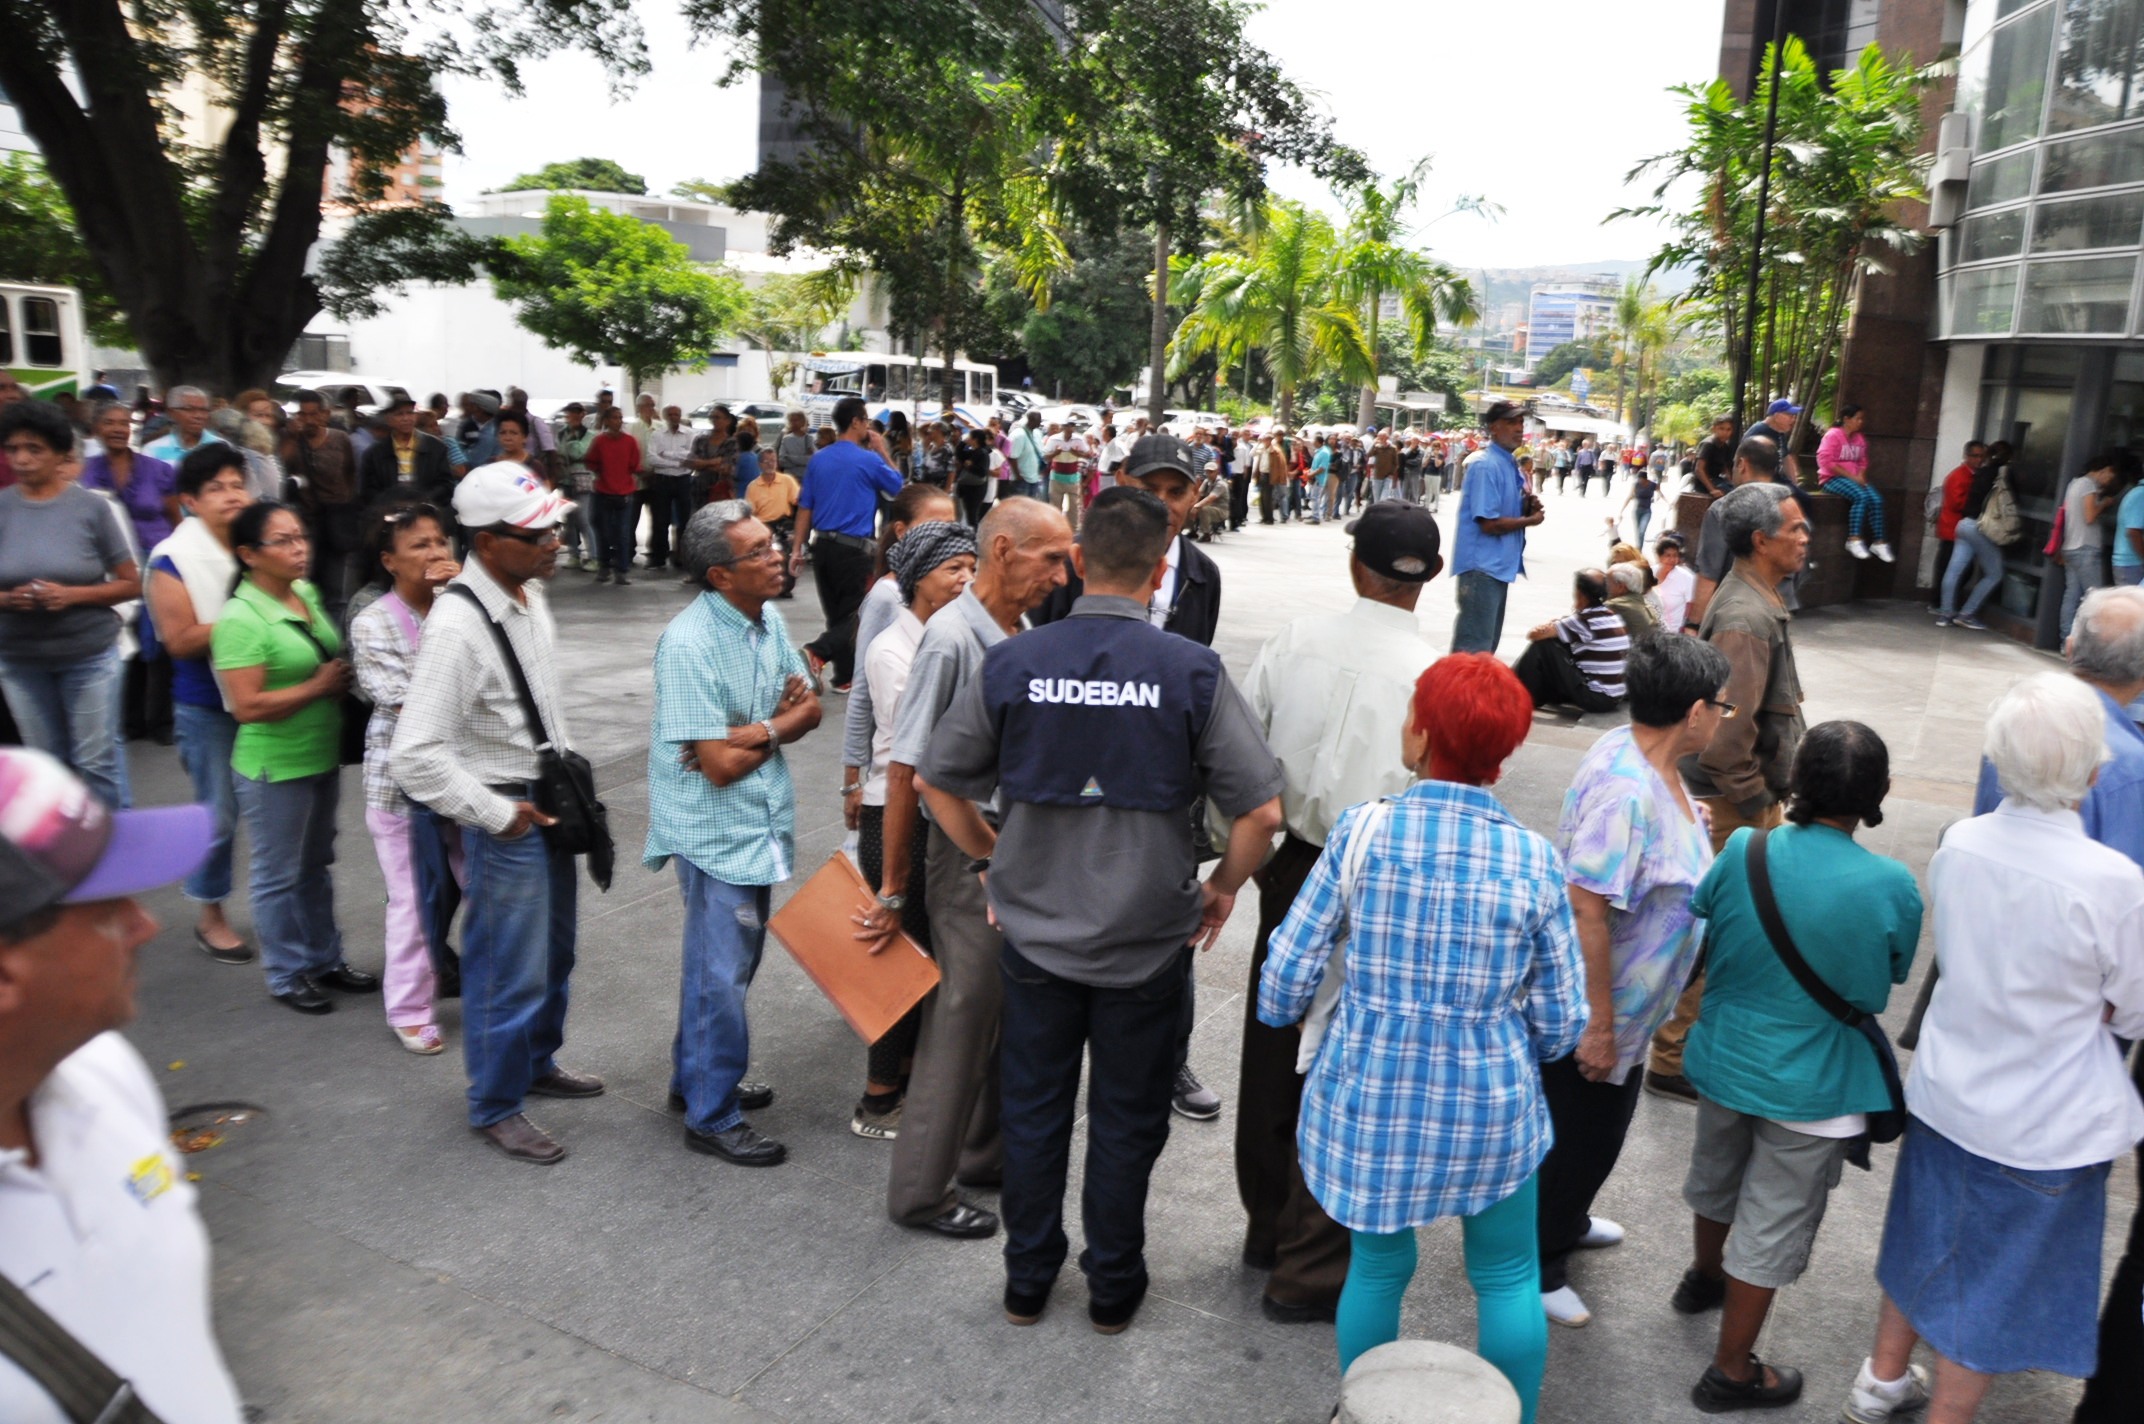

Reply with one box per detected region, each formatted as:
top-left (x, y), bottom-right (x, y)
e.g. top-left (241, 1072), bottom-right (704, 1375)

top-left (1577, 1216), bottom-right (1626, 1248)
top-left (1845, 537), bottom-right (1870, 559)
top-left (1841, 1357), bottom-right (1930, 1422)
top-left (1872, 541), bottom-right (1895, 563)
top-left (1541, 1285), bottom-right (1592, 1327)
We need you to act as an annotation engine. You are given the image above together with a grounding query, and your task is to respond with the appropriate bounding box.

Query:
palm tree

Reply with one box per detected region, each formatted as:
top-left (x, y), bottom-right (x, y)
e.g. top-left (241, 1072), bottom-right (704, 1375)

top-left (1168, 200), bottom-right (1370, 427)
top-left (1332, 159), bottom-right (1482, 429)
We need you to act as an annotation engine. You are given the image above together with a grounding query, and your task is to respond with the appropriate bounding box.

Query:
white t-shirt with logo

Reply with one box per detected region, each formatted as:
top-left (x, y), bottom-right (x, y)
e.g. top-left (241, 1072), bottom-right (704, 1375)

top-left (0, 1033), bottom-right (244, 1424)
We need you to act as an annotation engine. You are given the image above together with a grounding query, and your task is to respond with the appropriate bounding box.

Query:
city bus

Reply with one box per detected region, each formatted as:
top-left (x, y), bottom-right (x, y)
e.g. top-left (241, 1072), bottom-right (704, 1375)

top-left (0, 283), bottom-right (89, 398)
top-left (797, 351), bottom-right (998, 420)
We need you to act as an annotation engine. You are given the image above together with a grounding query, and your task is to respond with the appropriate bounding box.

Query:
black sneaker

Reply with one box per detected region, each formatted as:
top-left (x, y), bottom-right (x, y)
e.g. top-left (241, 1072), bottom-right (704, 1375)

top-left (1004, 1282), bottom-right (1050, 1326)
top-left (1089, 1281), bottom-right (1147, 1335)
top-left (1172, 1065), bottom-right (1222, 1120)
top-left (1691, 1356), bottom-right (1802, 1413)
top-left (1671, 1266), bottom-right (1727, 1314)
top-left (1645, 1071), bottom-right (1699, 1104)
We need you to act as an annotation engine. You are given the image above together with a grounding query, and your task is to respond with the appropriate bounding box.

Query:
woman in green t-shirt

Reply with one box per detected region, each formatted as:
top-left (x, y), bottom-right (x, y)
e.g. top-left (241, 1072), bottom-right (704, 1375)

top-left (212, 501), bottom-right (376, 1014)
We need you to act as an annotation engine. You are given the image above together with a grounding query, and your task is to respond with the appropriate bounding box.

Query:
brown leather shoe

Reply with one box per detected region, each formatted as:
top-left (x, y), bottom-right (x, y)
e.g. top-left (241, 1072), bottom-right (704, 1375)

top-left (475, 1113), bottom-right (565, 1164)
top-left (528, 1066), bottom-right (605, 1098)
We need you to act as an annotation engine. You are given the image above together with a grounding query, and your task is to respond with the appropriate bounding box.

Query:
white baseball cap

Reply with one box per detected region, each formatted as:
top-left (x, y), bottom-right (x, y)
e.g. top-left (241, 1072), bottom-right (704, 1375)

top-left (453, 462), bottom-right (573, 531)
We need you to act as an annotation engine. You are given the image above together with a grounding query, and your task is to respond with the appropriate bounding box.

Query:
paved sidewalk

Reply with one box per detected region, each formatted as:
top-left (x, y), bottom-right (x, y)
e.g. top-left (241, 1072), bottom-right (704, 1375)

top-left (115, 484), bottom-right (2125, 1423)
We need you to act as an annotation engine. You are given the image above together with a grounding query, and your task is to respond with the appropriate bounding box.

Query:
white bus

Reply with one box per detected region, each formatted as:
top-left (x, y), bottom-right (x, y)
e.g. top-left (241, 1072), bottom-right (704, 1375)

top-left (797, 351), bottom-right (998, 420)
top-left (0, 283), bottom-right (89, 399)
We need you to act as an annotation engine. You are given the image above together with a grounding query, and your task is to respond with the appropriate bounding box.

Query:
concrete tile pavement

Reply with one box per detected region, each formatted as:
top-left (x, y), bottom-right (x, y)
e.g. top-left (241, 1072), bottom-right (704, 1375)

top-left (112, 481), bottom-right (2126, 1422)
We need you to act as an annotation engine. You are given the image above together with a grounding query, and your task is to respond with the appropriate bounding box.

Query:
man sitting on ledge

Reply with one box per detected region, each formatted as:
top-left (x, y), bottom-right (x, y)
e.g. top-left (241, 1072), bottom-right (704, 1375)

top-left (1513, 569), bottom-right (1629, 714)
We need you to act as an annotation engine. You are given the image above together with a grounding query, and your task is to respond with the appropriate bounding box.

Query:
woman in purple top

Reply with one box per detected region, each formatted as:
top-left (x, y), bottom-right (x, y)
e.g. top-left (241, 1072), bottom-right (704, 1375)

top-left (80, 400), bottom-right (181, 550)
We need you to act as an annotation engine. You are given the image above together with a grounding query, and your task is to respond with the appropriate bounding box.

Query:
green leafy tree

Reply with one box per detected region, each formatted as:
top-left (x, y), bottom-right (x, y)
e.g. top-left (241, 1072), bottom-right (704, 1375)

top-left (1532, 335), bottom-right (1616, 391)
top-left (670, 178), bottom-right (733, 205)
top-left (733, 271), bottom-right (854, 397)
top-left (1332, 159), bottom-right (1483, 428)
top-left (1624, 38), bottom-right (1930, 436)
top-left (497, 158), bottom-right (649, 195)
top-left (0, 155), bottom-right (129, 345)
top-left (489, 195), bottom-right (748, 396)
top-left (1170, 200), bottom-right (1372, 427)
top-left (0, 0), bottom-right (644, 391)
top-left (1659, 363), bottom-right (1732, 415)
top-left (987, 227), bottom-right (1155, 402)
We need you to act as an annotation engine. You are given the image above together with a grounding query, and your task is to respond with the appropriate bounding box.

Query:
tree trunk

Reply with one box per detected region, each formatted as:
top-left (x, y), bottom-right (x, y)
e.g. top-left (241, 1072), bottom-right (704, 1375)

top-left (1147, 217), bottom-right (1171, 426)
top-left (1356, 289), bottom-right (1380, 430)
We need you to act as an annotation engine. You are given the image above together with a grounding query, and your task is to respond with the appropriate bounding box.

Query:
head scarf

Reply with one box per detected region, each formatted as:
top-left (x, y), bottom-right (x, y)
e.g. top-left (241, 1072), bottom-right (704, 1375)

top-left (889, 520), bottom-right (977, 605)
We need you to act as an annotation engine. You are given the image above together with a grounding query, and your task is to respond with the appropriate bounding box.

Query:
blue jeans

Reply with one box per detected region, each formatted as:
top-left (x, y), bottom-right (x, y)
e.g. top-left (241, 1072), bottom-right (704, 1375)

top-left (409, 803), bottom-right (464, 983)
top-left (2061, 550), bottom-right (2107, 639)
top-left (173, 700), bottom-right (239, 903)
top-left (459, 819), bottom-right (578, 1127)
top-left (592, 492), bottom-right (636, 574)
top-left (0, 645), bottom-right (129, 807)
top-left (235, 768), bottom-right (344, 994)
top-left (1337, 1178), bottom-right (1545, 1424)
top-left (999, 940), bottom-right (1185, 1307)
top-left (1941, 518), bottom-right (2005, 618)
top-left (1450, 570), bottom-right (1511, 654)
top-left (2117, 562), bottom-right (2144, 586)
top-left (670, 862), bottom-right (770, 1135)
top-left (1018, 479), bottom-right (1045, 502)
top-left (1631, 502), bottom-right (1653, 547)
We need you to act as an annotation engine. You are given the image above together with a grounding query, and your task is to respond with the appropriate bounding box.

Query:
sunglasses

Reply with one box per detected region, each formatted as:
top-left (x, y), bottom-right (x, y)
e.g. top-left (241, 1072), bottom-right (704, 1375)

top-left (491, 525), bottom-right (561, 546)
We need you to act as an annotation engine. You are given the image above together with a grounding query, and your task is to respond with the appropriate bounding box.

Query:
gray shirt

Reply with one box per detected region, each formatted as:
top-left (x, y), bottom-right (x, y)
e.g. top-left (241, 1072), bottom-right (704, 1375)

top-left (0, 485), bottom-right (133, 662)
top-left (887, 587), bottom-right (1014, 773)
top-left (919, 597), bottom-right (1286, 988)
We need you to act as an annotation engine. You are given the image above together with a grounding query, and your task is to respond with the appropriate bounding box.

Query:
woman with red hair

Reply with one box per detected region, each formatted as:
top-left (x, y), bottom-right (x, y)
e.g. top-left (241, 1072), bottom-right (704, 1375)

top-left (1258, 654), bottom-right (1587, 1423)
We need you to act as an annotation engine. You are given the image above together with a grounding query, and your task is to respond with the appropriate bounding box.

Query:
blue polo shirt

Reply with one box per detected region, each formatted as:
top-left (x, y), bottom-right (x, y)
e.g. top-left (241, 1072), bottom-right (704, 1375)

top-left (1974, 684), bottom-right (2144, 868)
top-left (1452, 442), bottom-right (1528, 582)
top-left (798, 441), bottom-right (903, 537)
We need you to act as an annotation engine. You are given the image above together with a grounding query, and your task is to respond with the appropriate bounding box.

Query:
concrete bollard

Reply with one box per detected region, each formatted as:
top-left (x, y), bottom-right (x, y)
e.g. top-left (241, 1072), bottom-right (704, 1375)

top-left (1337, 1341), bottom-right (1521, 1424)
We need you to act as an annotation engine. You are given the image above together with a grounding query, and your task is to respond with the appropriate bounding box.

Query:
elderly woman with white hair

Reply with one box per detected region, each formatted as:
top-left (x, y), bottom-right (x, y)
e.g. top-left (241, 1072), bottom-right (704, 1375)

top-left (1840, 670), bottom-right (2144, 1424)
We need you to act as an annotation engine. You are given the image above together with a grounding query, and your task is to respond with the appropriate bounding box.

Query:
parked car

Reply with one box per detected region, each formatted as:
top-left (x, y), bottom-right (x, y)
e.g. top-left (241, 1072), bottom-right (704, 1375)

top-left (272, 372), bottom-right (413, 418)
top-left (687, 400), bottom-right (791, 426)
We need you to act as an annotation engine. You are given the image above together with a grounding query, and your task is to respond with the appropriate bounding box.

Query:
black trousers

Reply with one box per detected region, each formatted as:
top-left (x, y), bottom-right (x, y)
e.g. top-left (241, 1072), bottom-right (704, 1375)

top-left (2074, 1045), bottom-right (2144, 1422)
top-left (642, 475), bottom-right (692, 566)
top-left (1257, 478), bottom-right (1277, 524)
top-left (1513, 638), bottom-right (1620, 714)
top-left (123, 651), bottom-right (173, 741)
top-left (956, 483), bottom-right (989, 529)
top-left (856, 802), bottom-right (932, 1087)
top-left (1536, 1051), bottom-right (1646, 1291)
top-left (805, 535), bottom-right (875, 685)
top-left (1227, 474), bottom-right (1250, 530)
top-left (1235, 834), bottom-right (1351, 1306)
top-left (1000, 940), bottom-right (1184, 1308)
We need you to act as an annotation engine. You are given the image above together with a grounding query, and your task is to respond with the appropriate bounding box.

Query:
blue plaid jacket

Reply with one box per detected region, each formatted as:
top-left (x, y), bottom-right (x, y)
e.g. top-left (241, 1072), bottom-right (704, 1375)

top-left (1259, 780), bottom-right (1587, 1232)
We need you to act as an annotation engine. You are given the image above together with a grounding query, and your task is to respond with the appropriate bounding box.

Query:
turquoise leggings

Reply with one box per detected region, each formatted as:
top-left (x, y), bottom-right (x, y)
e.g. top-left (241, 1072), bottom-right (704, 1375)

top-left (1336, 1175), bottom-right (1545, 1424)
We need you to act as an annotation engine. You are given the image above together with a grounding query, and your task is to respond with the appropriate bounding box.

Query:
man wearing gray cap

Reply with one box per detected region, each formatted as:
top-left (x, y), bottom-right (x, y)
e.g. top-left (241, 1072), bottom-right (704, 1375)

top-left (0, 747), bottom-right (245, 1424)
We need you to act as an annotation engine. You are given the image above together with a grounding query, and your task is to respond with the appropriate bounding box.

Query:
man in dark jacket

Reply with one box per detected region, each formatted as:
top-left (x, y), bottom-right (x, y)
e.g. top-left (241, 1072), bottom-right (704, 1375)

top-left (360, 395), bottom-right (456, 508)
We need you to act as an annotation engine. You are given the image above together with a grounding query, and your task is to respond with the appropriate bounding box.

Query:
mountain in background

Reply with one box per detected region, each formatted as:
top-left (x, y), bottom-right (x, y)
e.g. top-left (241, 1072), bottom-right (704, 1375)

top-left (1464, 259), bottom-right (1696, 318)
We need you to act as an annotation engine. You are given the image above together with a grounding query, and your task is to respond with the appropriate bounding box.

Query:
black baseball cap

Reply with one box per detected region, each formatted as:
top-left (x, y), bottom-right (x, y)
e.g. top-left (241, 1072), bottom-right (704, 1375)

top-left (1345, 503), bottom-right (1443, 583)
top-left (1123, 433), bottom-right (1200, 484)
top-left (1482, 399), bottom-right (1530, 425)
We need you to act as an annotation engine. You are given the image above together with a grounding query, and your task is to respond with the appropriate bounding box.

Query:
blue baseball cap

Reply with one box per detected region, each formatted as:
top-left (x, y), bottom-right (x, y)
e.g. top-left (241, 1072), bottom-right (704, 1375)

top-left (1765, 398), bottom-right (1801, 417)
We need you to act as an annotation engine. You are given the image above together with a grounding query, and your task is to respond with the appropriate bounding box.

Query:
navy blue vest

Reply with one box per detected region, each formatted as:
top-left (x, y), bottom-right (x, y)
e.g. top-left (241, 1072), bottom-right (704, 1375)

top-left (980, 612), bottom-right (1221, 812)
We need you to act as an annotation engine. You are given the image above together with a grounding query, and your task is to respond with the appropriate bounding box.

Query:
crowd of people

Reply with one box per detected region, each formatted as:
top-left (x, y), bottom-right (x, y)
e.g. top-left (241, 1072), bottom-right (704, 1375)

top-left (0, 371), bottom-right (2139, 1424)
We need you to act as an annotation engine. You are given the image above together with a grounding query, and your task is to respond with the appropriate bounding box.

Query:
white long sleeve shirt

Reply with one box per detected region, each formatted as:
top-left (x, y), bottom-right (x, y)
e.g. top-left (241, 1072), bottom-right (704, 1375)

top-left (1910, 801), bottom-right (2144, 1170)
top-left (1243, 597), bottom-right (1440, 847)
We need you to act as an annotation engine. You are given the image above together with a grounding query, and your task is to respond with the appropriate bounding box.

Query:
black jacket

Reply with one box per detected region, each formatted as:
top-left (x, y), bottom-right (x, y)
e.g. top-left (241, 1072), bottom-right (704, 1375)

top-left (359, 432), bottom-right (456, 506)
top-left (1032, 532), bottom-right (1221, 647)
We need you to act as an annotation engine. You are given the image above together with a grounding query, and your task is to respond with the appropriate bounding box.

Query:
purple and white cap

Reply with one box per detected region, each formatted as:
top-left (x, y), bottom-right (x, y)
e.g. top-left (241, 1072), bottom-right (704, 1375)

top-left (0, 748), bottom-right (212, 922)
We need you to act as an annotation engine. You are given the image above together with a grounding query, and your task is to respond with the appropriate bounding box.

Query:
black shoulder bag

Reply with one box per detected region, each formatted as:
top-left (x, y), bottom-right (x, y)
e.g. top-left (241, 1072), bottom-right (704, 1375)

top-left (1744, 827), bottom-right (1906, 1164)
top-left (0, 1270), bottom-right (166, 1423)
top-left (443, 585), bottom-right (614, 891)
top-left (289, 619), bottom-right (369, 767)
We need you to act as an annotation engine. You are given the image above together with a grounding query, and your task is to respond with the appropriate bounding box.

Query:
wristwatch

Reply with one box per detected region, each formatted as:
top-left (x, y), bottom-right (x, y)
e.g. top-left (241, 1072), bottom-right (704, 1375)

top-left (841, 781), bottom-right (864, 796)
top-left (876, 893), bottom-right (906, 912)
top-left (966, 855), bottom-right (992, 875)
top-left (762, 720), bottom-right (780, 748)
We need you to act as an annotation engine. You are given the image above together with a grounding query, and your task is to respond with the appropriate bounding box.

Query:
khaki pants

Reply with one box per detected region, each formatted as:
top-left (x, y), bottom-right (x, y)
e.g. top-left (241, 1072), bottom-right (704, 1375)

top-left (1049, 479), bottom-right (1084, 532)
top-left (886, 824), bottom-right (1004, 1224)
top-left (1648, 795), bottom-right (1784, 1077)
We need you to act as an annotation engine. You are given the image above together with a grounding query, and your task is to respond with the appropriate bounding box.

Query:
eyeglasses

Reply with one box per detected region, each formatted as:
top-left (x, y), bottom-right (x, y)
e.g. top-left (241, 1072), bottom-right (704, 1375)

top-left (259, 533), bottom-right (311, 550)
top-left (1704, 697), bottom-right (1739, 719)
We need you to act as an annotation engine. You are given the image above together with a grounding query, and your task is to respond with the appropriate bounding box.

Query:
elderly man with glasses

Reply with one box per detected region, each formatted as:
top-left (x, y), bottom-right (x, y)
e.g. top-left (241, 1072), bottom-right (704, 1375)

top-left (142, 385), bottom-right (224, 466)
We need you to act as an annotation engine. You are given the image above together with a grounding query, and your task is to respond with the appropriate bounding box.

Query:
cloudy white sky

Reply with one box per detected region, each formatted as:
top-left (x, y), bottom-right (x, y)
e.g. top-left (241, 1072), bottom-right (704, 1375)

top-left (438, 0), bottom-right (1720, 271)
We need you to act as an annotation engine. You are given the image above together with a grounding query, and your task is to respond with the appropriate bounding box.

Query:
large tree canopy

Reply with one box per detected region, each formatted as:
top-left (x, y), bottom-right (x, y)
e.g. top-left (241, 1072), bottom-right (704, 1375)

top-left (0, 0), bottom-right (646, 392)
top-left (497, 157), bottom-right (649, 195)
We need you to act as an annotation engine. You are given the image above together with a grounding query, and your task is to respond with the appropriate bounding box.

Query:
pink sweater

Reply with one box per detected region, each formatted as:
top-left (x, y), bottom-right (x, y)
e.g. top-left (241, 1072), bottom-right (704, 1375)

top-left (1816, 426), bottom-right (1867, 482)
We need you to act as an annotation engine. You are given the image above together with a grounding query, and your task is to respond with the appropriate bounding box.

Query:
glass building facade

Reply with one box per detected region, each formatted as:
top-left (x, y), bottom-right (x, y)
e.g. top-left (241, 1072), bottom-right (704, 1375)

top-left (1935, 0), bottom-right (2144, 637)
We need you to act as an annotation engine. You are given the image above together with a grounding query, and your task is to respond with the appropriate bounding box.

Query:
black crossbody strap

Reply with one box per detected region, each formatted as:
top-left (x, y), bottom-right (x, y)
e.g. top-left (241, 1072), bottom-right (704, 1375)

top-left (0, 1272), bottom-right (163, 1423)
top-left (1746, 828), bottom-right (1864, 1027)
top-left (442, 585), bottom-right (555, 753)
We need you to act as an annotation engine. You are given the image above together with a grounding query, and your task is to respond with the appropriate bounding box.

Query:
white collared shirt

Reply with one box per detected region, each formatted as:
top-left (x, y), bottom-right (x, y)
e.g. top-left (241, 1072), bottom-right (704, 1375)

top-left (1910, 800), bottom-right (2144, 1170)
top-left (0, 1034), bottom-right (244, 1424)
top-left (1244, 597), bottom-right (1440, 846)
top-left (1149, 537), bottom-right (1183, 628)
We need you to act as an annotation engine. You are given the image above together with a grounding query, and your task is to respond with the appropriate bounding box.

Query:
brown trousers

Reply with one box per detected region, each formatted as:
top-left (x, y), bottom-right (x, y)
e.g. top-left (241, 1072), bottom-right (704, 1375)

top-left (1647, 795), bottom-right (1785, 1077)
top-left (886, 824), bottom-right (1003, 1224)
top-left (1234, 833), bottom-right (1351, 1307)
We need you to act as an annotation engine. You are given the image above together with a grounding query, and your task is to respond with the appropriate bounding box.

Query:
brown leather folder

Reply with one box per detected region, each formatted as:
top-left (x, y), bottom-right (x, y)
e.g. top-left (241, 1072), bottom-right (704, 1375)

top-left (767, 851), bottom-right (940, 1043)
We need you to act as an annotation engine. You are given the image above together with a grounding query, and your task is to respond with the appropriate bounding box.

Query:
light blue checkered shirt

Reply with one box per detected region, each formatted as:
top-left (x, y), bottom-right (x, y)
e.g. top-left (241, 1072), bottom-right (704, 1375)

top-left (644, 591), bottom-right (809, 886)
top-left (1259, 780), bottom-right (1588, 1232)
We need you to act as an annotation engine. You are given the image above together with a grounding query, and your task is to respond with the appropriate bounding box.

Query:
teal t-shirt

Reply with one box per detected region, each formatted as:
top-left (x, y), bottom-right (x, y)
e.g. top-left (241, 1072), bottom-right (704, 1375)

top-left (1685, 823), bottom-right (1923, 1120)
top-left (2113, 484), bottom-right (2144, 568)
